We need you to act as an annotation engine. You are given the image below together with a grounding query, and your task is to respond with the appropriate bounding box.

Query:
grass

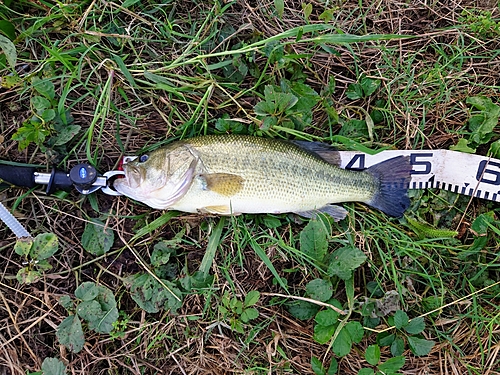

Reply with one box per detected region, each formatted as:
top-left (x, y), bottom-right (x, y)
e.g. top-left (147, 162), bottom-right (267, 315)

top-left (1, 0), bottom-right (500, 374)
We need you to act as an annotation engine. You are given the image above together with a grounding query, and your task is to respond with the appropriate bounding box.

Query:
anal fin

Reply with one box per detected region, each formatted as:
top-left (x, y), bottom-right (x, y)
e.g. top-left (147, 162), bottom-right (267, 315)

top-left (199, 205), bottom-right (234, 215)
top-left (295, 204), bottom-right (348, 221)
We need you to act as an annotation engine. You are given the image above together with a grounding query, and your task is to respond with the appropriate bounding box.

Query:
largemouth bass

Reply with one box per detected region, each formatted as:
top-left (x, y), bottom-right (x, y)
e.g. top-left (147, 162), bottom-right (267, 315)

top-left (114, 135), bottom-right (411, 220)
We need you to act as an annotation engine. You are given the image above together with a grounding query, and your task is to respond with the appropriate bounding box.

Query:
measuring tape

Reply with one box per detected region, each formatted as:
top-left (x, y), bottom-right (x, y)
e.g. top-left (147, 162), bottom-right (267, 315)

top-left (339, 150), bottom-right (500, 202)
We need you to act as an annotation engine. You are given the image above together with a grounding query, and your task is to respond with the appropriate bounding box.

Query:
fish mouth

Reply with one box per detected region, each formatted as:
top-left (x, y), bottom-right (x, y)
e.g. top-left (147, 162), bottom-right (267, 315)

top-left (118, 164), bottom-right (144, 189)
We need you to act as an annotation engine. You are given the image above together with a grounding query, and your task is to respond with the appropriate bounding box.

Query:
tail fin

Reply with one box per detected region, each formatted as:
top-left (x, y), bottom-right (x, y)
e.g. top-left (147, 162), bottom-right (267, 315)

top-left (366, 156), bottom-right (411, 217)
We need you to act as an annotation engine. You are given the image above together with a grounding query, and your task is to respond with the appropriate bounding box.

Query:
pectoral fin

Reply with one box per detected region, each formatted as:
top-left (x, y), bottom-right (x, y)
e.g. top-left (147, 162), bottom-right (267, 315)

top-left (201, 173), bottom-right (244, 196)
top-left (295, 204), bottom-right (348, 221)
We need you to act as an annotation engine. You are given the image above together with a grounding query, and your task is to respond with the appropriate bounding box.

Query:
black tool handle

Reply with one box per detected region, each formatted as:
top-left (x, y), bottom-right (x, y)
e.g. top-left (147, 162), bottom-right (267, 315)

top-left (0, 164), bottom-right (36, 188)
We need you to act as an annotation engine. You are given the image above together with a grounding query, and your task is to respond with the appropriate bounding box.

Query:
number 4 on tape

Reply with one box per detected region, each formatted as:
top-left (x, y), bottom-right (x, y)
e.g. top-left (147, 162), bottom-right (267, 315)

top-left (339, 150), bottom-right (500, 202)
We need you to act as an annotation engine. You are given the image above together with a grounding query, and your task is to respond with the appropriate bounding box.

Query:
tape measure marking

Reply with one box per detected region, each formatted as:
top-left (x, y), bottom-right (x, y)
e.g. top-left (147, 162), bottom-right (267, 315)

top-left (339, 150), bottom-right (500, 203)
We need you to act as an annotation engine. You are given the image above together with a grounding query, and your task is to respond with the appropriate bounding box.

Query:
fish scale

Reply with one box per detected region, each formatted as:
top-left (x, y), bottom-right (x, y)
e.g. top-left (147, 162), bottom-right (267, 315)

top-left (190, 136), bottom-right (374, 207)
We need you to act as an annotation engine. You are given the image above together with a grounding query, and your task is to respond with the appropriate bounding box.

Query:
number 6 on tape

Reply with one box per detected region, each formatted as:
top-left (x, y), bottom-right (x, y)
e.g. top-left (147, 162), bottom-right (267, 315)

top-left (339, 150), bottom-right (500, 202)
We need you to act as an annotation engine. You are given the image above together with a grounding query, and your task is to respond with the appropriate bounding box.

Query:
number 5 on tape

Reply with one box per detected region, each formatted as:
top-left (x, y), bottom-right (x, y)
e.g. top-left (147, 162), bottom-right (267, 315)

top-left (339, 150), bottom-right (500, 202)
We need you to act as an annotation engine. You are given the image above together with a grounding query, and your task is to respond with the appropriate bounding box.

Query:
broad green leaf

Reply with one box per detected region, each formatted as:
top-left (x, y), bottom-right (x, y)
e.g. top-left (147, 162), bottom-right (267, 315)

top-left (378, 356), bottom-right (405, 372)
top-left (287, 300), bottom-right (320, 320)
top-left (59, 295), bottom-right (73, 311)
top-left (254, 100), bottom-right (274, 116)
top-left (393, 310), bottom-right (409, 329)
top-left (345, 321), bottom-right (364, 343)
top-left (300, 219), bottom-right (329, 262)
top-left (450, 138), bottom-right (476, 153)
top-left (303, 3), bottom-right (313, 20)
top-left (1, 75), bottom-right (22, 88)
top-left (0, 33), bottom-right (16, 69)
top-left (326, 358), bottom-right (338, 375)
top-left (346, 83), bottom-right (363, 100)
top-left (488, 139), bottom-right (500, 158)
top-left (95, 285), bottom-right (118, 311)
top-left (14, 237), bottom-right (33, 256)
top-left (274, 0), bottom-right (284, 18)
top-left (365, 344), bottom-right (381, 366)
top-left (75, 282), bottom-right (99, 301)
top-left (36, 259), bottom-right (52, 271)
top-left (258, 85), bottom-right (298, 114)
top-left (52, 124), bottom-right (81, 146)
top-left (81, 219), bottom-right (114, 256)
top-left (404, 317), bottom-right (425, 334)
top-left (56, 315), bottom-right (85, 353)
top-left (319, 9), bottom-right (335, 22)
top-left (306, 278), bottom-right (333, 302)
top-left (360, 76), bottom-right (380, 97)
top-left (241, 307), bottom-right (259, 322)
top-left (327, 246), bottom-right (367, 280)
top-left (466, 96), bottom-right (500, 144)
top-left (407, 336), bottom-right (435, 356)
top-left (262, 215), bottom-right (282, 228)
top-left (332, 326), bottom-right (352, 357)
top-left (41, 357), bottom-right (67, 375)
top-left (16, 267), bottom-right (41, 284)
top-left (32, 77), bottom-right (55, 100)
top-left (467, 95), bottom-right (497, 112)
top-left (260, 115), bottom-right (277, 131)
top-left (313, 321), bottom-right (337, 344)
top-left (390, 336), bottom-right (405, 357)
top-left (377, 332), bottom-right (395, 347)
top-left (77, 300), bottom-right (103, 322)
top-left (87, 306), bottom-right (119, 334)
top-left (41, 109), bottom-right (55, 122)
top-left (315, 305), bottom-right (340, 326)
top-left (31, 96), bottom-right (51, 112)
top-left (244, 290), bottom-right (260, 307)
top-left (357, 369), bottom-right (374, 375)
top-left (471, 211), bottom-right (495, 235)
top-left (78, 285), bottom-right (118, 334)
top-left (180, 270), bottom-right (214, 291)
top-left (150, 242), bottom-right (174, 267)
top-left (0, 20), bottom-right (16, 41)
top-left (311, 356), bottom-right (325, 375)
top-left (31, 233), bottom-right (58, 260)
top-left (127, 273), bottom-right (183, 314)
top-left (286, 81), bottom-right (320, 110)
top-left (276, 92), bottom-right (298, 113)
top-left (339, 119), bottom-right (369, 139)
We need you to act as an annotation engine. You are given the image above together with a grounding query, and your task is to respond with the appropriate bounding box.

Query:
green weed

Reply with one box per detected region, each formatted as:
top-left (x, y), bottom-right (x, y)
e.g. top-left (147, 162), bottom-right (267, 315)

top-left (14, 233), bottom-right (58, 284)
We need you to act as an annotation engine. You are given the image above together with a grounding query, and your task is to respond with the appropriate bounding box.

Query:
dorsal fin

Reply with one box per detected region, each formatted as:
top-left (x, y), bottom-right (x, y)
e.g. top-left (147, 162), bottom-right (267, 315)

top-left (292, 140), bottom-right (341, 166)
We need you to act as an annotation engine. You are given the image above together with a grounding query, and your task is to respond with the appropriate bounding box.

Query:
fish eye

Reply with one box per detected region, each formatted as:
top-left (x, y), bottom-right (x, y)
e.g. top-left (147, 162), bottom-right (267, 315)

top-left (139, 155), bottom-right (149, 163)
